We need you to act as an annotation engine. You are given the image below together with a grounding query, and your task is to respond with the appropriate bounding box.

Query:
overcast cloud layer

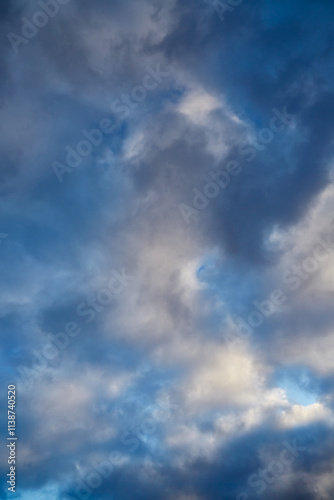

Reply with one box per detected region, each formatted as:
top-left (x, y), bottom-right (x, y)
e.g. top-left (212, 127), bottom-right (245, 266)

top-left (1, 1), bottom-right (334, 499)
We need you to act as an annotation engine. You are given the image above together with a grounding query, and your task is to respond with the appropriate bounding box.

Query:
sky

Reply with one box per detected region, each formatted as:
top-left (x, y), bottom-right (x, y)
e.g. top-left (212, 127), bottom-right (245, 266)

top-left (1, 0), bottom-right (334, 499)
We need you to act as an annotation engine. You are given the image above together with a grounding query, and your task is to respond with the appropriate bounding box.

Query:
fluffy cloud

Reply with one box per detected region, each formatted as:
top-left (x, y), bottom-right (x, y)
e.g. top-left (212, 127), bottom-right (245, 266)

top-left (1, 1), bottom-right (334, 499)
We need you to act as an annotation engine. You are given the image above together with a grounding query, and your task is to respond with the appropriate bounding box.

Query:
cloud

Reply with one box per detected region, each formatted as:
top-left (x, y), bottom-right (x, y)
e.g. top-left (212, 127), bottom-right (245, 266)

top-left (1, 1), bottom-right (334, 499)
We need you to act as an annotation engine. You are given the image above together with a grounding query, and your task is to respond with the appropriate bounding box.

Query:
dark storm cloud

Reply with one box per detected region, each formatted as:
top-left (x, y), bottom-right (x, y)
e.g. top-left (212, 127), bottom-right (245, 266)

top-left (1, 1), bottom-right (334, 499)
top-left (141, 0), bottom-right (334, 265)
top-left (61, 424), bottom-right (331, 500)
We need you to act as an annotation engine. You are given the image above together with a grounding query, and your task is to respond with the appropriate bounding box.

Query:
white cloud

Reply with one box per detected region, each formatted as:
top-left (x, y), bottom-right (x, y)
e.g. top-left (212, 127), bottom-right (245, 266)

top-left (278, 403), bottom-right (332, 428)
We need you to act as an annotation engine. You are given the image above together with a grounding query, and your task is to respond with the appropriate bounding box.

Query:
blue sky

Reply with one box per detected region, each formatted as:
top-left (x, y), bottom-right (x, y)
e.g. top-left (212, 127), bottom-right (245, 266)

top-left (1, 0), bottom-right (334, 499)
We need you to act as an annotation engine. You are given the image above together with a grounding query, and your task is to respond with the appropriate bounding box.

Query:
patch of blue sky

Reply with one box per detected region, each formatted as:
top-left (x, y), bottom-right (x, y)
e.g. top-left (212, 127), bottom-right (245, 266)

top-left (196, 255), bottom-right (269, 317)
top-left (273, 367), bottom-right (320, 406)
